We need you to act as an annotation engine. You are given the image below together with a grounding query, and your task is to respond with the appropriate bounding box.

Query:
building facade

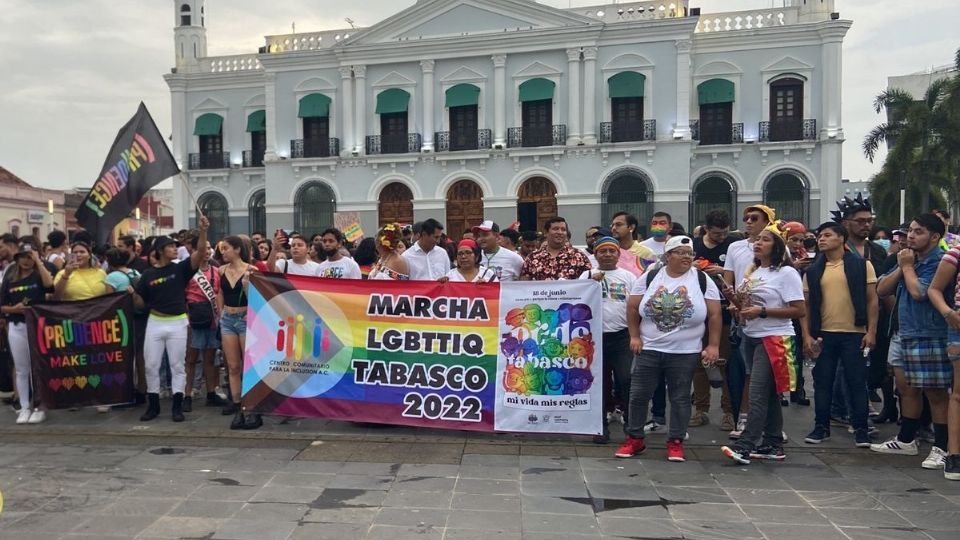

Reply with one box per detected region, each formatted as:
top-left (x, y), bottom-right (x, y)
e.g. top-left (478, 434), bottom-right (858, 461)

top-left (166, 0), bottom-right (850, 239)
top-left (0, 167), bottom-right (67, 241)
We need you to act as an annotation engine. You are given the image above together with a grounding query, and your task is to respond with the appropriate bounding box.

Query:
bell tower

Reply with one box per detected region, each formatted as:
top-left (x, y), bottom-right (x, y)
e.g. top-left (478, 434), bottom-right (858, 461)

top-left (174, 1), bottom-right (207, 70)
top-left (794, 0), bottom-right (837, 23)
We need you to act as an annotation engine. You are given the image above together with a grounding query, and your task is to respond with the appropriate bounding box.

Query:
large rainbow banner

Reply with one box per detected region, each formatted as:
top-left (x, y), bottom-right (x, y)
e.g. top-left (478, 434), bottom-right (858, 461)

top-left (242, 274), bottom-right (500, 431)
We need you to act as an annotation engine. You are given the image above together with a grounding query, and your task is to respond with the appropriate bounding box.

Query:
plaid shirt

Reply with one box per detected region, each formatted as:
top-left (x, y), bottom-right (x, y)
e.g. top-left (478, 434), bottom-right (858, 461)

top-left (521, 245), bottom-right (591, 281)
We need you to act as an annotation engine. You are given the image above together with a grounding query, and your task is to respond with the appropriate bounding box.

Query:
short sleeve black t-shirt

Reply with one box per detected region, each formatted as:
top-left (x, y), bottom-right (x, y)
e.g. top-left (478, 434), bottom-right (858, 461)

top-left (3, 271), bottom-right (49, 323)
top-left (136, 259), bottom-right (195, 316)
top-left (693, 236), bottom-right (735, 267)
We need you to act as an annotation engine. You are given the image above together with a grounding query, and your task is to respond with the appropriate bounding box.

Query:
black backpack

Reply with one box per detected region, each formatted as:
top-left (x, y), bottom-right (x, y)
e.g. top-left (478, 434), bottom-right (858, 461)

top-left (644, 263), bottom-right (708, 294)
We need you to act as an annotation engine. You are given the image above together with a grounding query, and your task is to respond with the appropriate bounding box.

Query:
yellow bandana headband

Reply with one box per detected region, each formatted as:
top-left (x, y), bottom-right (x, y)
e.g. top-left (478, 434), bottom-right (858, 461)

top-left (762, 220), bottom-right (790, 241)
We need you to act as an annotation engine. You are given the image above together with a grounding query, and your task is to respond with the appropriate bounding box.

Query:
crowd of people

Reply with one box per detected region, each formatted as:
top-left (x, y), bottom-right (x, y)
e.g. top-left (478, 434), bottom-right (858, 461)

top-left (0, 196), bottom-right (958, 481)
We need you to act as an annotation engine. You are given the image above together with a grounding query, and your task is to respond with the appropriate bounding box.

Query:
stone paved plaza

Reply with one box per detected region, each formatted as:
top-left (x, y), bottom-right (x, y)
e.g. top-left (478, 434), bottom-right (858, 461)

top-left (1, 395), bottom-right (959, 540)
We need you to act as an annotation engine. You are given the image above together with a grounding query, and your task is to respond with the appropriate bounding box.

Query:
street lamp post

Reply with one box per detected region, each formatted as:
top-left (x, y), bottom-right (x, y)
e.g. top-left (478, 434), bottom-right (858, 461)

top-left (899, 169), bottom-right (907, 226)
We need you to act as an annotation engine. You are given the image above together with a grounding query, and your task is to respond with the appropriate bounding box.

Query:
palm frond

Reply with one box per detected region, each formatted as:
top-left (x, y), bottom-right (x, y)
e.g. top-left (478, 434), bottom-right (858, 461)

top-left (874, 88), bottom-right (915, 114)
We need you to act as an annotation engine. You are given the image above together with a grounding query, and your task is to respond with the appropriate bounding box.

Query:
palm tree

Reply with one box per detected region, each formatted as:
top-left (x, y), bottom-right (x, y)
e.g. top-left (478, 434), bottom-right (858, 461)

top-left (865, 49), bottom-right (960, 224)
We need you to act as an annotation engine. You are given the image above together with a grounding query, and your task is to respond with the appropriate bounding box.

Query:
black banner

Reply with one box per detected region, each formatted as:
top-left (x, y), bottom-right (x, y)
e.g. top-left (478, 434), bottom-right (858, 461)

top-left (75, 102), bottom-right (180, 246)
top-left (26, 294), bottom-right (136, 409)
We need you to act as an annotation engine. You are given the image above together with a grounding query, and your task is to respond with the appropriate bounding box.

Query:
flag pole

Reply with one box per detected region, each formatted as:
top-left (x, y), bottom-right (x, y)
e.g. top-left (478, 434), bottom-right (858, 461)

top-left (178, 172), bottom-right (205, 217)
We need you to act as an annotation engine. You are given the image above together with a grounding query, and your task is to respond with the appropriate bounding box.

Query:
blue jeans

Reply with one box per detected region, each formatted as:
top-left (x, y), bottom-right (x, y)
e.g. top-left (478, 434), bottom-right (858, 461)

top-left (812, 332), bottom-right (868, 430)
top-left (626, 351), bottom-right (700, 440)
top-left (651, 377), bottom-right (666, 423)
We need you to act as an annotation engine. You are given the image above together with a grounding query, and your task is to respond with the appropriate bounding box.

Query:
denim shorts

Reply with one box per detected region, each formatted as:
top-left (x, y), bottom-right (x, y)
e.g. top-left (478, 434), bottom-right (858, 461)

top-left (948, 330), bottom-right (960, 361)
top-left (190, 326), bottom-right (220, 350)
top-left (888, 332), bottom-right (903, 369)
top-left (220, 311), bottom-right (247, 337)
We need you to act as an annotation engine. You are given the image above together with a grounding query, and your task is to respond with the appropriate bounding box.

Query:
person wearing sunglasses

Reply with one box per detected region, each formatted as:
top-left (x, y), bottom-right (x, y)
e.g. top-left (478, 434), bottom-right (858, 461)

top-left (722, 204), bottom-right (775, 439)
top-left (617, 236), bottom-right (722, 463)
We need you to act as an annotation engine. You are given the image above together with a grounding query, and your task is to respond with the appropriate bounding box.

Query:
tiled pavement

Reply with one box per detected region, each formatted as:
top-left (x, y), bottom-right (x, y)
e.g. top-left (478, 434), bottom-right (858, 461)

top-left (1, 426), bottom-right (959, 539)
top-left (1, 378), bottom-right (959, 539)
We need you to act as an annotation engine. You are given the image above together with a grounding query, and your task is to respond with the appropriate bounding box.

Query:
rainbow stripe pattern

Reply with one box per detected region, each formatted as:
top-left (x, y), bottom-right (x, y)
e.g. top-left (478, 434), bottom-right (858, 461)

top-left (761, 335), bottom-right (798, 394)
top-left (242, 273), bottom-right (499, 431)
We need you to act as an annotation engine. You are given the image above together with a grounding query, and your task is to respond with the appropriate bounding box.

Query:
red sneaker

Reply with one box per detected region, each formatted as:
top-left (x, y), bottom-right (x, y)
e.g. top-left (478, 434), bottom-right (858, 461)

top-left (615, 436), bottom-right (646, 458)
top-left (666, 438), bottom-right (685, 462)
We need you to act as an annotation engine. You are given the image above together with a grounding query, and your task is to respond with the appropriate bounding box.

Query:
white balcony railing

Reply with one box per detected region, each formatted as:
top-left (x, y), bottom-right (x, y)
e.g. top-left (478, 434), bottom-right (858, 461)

top-left (201, 54), bottom-right (262, 73)
top-left (265, 29), bottom-right (360, 53)
top-left (695, 7), bottom-right (799, 33)
top-left (575, 2), bottom-right (689, 22)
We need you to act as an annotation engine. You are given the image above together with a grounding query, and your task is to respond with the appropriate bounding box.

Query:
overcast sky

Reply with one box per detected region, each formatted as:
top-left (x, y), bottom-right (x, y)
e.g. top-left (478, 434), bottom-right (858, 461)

top-left (0, 0), bottom-right (955, 192)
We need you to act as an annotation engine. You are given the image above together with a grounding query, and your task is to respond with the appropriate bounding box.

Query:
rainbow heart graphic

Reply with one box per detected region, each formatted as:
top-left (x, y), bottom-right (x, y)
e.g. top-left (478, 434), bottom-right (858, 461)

top-left (48, 378), bottom-right (62, 392)
top-left (101, 373), bottom-right (113, 386)
top-left (62, 377), bottom-right (75, 390)
top-left (75, 376), bottom-right (88, 390)
top-left (114, 372), bottom-right (127, 386)
top-left (88, 375), bottom-right (101, 388)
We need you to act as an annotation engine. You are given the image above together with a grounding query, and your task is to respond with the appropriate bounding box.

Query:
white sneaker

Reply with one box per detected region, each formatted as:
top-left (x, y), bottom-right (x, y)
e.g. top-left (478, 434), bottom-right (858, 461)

top-left (729, 416), bottom-right (747, 440)
top-left (922, 446), bottom-right (947, 470)
top-left (643, 420), bottom-right (665, 434)
top-left (27, 409), bottom-right (46, 424)
top-left (870, 436), bottom-right (919, 456)
top-left (96, 406), bottom-right (111, 413)
top-left (16, 409), bottom-right (31, 424)
top-left (782, 431), bottom-right (789, 443)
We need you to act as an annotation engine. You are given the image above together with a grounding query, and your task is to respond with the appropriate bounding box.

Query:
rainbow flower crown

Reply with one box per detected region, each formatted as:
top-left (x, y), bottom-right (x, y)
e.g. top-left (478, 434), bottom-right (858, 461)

top-left (379, 223), bottom-right (402, 249)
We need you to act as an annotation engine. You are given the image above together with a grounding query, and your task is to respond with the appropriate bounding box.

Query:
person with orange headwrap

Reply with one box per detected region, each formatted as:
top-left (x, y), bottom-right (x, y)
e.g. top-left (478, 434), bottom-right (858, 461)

top-left (439, 239), bottom-right (498, 283)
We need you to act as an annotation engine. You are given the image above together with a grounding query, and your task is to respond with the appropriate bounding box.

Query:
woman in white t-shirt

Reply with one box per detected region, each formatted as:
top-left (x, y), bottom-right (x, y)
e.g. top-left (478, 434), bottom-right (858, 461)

top-left (616, 236), bottom-right (722, 463)
top-left (439, 239), bottom-right (498, 283)
top-left (721, 224), bottom-right (806, 465)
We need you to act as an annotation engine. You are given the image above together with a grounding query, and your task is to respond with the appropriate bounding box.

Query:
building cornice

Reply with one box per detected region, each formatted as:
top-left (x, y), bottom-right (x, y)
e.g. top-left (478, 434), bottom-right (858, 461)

top-left (692, 20), bottom-right (851, 53)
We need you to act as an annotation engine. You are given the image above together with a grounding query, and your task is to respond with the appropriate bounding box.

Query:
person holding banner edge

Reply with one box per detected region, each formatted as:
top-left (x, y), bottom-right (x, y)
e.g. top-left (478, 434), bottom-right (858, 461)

top-left (2, 240), bottom-right (54, 424)
top-left (217, 236), bottom-right (261, 430)
top-left (132, 215), bottom-right (209, 423)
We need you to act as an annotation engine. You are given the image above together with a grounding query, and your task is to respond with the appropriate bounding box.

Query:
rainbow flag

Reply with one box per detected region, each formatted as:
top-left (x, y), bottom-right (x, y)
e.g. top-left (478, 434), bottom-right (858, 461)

top-left (761, 335), bottom-right (798, 394)
top-left (242, 273), bottom-right (499, 431)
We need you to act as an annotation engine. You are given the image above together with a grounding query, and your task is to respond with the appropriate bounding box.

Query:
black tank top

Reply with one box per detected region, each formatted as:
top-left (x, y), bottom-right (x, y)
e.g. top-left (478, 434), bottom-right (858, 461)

top-left (221, 273), bottom-right (246, 307)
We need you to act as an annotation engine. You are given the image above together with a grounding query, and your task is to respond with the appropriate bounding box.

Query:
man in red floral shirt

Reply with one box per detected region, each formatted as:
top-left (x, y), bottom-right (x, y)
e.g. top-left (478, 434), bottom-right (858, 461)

top-left (521, 217), bottom-right (592, 280)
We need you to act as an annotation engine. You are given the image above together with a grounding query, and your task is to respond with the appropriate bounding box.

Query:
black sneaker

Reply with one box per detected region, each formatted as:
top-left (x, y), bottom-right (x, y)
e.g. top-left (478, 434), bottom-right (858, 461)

top-left (853, 428), bottom-right (871, 448)
top-left (721, 446), bottom-right (750, 465)
top-left (206, 393), bottom-right (229, 407)
top-left (182, 396), bottom-right (193, 413)
top-left (750, 445), bottom-right (786, 461)
top-left (804, 425), bottom-right (830, 444)
top-left (945, 454), bottom-right (960, 481)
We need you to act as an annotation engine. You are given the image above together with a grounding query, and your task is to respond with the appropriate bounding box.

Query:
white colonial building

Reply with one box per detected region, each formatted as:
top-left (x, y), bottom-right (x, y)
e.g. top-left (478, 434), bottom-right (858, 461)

top-left (166, 0), bottom-right (850, 240)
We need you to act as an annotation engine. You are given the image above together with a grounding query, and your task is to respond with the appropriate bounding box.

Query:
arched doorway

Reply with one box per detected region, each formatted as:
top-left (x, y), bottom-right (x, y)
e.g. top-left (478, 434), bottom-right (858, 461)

top-left (763, 171), bottom-right (808, 223)
top-left (294, 182), bottom-right (336, 236)
top-left (379, 182), bottom-right (414, 227)
top-left (602, 171), bottom-right (653, 233)
top-left (198, 192), bottom-right (228, 241)
top-left (690, 174), bottom-right (737, 230)
top-left (446, 180), bottom-right (484, 240)
top-left (517, 177), bottom-right (557, 233)
top-left (248, 189), bottom-right (266, 235)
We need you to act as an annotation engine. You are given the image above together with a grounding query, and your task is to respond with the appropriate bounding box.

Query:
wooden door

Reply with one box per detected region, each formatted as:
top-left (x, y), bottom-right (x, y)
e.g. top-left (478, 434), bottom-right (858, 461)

top-left (770, 78), bottom-right (803, 141)
top-left (303, 116), bottom-right (330, 157)
top-left (521, 99), bottom-right (552, 147)
top-left (378, 183), bottom-right (414, 227)
top-left (381, 112), bottom-right (409, 153)
top-left (611, 97), bottom-right (643, 142)
top-left (450, 105), bottom-right (479, 151)
top-left (446, 180), bottom-right (484, 240)
top-left (517, 177), bottom-right (557, 233)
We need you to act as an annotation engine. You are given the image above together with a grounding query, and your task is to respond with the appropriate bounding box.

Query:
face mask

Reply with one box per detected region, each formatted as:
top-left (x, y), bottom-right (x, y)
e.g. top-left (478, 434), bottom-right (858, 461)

top-left (803, 238), bottom-right (817, 250)
top-left (875, 239), bottom-right (891, 250)
top-left (650, 225), bottom-right (668, 239)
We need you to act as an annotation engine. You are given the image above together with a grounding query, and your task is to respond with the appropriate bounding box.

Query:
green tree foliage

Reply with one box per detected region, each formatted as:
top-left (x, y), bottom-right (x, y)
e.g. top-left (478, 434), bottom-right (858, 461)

top-left (865, 48), bottom-right (960, 225)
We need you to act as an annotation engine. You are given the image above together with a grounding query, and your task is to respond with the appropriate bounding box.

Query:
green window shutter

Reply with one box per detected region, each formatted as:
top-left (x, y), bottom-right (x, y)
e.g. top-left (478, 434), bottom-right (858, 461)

top-left (445, 84), bottom-right (480, 108)
top-left (246, 110), bottom-right (266, 132)
top-left (608, 71), bottom-right (646, 98)
top-left (375, 88), bottom-right (411, 114)
top-left (697, 79), bottom-right (735, 105)
top-left (518, 78), bottom-right (555, 102)
top-left (193, 113), bottom-right (223, 136)
top-left (298, 93), bottom-right (332, 118)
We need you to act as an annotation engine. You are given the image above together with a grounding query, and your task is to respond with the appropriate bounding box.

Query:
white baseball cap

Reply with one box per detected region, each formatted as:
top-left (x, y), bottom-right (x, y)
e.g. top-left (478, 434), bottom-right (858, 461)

top-left (664, 235), bottom-right (694, 253)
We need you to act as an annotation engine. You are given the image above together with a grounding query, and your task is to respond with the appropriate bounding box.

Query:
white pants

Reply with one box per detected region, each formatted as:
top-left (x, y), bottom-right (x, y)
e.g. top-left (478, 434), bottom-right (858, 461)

top-left (8, 322), bottom-right (32, 410)
top-left (144, 316), bottom-right (189, 394)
